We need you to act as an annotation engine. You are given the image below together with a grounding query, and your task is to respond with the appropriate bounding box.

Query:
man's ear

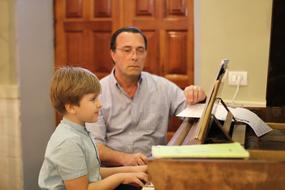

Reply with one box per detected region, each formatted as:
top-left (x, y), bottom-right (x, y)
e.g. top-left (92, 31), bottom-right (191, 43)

top-left (65, 103), bottom-right (76, 114)
top-left (110, 50), bottom-right (116, 65)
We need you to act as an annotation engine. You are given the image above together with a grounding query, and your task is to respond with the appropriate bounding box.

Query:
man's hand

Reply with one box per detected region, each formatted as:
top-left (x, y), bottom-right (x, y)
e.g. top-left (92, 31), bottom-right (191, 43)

top-left (97, 144), bottom-right (148, 166)
top-left (184, 85), bottom-right (206, 105)
top-left (122, 152), bottom-right (148, 166)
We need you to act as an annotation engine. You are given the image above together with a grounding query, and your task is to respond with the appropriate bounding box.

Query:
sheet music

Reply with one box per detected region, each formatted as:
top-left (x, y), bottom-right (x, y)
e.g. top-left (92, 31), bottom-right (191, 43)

top-left (177, 104), bottom-right (272, 137)
top-left (177, 103), bottom-right (205, 118)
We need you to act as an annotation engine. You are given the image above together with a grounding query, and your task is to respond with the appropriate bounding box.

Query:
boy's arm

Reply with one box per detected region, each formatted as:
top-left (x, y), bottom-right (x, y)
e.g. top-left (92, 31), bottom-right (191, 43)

top-left (100, 165), bottom-right (147, 178)
top-left (97, 143), bottom-right (147, 166)
top-left (64, 173), bottom-right (147, 190)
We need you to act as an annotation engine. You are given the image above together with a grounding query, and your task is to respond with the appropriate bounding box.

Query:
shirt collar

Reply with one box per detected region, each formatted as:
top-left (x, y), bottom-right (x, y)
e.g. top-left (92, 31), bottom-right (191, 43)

top-left (61, 118), bottom-right (89, 136)
top-left (110, 68), bottom-right (143, 88)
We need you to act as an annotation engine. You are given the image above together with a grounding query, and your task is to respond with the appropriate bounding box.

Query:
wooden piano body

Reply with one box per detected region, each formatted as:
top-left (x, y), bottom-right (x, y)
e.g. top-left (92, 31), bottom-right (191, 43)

top-left (148, 120), bottom-right (285, 190)
top-left (147, 60), bottom-right (285, 189)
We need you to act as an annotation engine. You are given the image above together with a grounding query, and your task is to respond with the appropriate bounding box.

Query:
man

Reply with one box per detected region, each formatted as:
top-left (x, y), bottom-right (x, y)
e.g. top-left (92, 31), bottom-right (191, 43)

top-left (87, 26), bottom-right (206, 166)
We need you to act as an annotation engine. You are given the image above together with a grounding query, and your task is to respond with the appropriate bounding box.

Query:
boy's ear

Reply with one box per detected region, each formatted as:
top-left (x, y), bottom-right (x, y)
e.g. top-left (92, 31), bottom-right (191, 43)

top-left (65, 103), bottom-right (76, 114)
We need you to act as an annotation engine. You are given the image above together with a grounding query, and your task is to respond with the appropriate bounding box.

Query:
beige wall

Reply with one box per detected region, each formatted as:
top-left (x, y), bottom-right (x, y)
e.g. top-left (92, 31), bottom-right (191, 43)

top-left (0, 1), bottom-right (22, 190)
top-left (0, 0), bottom-right (16, 85)
top-left (199, 0), bottom-right (272, 107)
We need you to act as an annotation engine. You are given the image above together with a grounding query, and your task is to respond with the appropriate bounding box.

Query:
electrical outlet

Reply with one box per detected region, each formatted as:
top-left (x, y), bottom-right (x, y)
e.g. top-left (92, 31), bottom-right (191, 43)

top-left (228, 71), bottom-right (248, 86)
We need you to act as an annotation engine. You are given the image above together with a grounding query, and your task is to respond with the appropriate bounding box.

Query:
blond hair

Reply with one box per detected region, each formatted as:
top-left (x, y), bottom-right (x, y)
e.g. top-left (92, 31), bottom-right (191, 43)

top-left (50, 67), bottom-right (101, 114)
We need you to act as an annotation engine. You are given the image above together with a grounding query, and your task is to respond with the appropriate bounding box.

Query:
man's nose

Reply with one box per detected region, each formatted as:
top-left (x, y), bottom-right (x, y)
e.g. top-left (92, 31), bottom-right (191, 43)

top-left (130, 49), bottom-right (138, 59)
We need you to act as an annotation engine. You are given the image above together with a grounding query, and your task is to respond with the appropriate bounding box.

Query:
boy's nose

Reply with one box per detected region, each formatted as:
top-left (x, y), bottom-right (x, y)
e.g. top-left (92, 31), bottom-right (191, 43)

top-left (96, 100), bottom-right (102, 108)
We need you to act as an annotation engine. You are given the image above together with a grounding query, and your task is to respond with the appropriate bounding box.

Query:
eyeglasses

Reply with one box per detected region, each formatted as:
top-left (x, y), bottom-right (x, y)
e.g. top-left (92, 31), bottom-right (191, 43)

top-left (116, 46), bottom-right (146, 56)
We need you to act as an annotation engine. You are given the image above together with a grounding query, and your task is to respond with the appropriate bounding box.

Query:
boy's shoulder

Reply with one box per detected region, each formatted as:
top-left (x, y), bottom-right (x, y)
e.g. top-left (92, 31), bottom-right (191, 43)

top-left (48, 123), bottom-right (82, 148)
top-left (45, 127), bottom-right (85, 160)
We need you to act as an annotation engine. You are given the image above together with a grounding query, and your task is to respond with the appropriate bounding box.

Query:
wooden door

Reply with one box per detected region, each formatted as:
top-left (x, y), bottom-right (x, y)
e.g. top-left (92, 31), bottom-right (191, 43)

top-left (123, 0), bottom-right (194, 89)
top-left (54, 0), bottom-right (194, 135)
top-left (55, 0), bottom-right (193, 85)
top-left (54, 0), bottom-right (122, 78)
top-left (54, 0), bottom-right (122, 123)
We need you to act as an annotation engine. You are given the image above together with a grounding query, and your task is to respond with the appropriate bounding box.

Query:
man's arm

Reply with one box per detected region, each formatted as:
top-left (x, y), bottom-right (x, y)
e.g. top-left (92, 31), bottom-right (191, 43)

top-left (97, 143), bottom-right (147, 166)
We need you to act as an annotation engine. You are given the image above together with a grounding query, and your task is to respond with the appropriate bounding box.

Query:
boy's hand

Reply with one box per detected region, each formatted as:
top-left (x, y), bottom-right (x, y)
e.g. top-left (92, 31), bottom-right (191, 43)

top-left (121, 172), bottom-right (148, 187)
top-left (133, 165), bottom-right (147, 173)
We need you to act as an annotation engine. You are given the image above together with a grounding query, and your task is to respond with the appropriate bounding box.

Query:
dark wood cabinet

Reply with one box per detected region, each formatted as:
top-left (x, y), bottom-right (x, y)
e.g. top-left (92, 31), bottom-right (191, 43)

top-left (267, 0), bottom-right (285, 106)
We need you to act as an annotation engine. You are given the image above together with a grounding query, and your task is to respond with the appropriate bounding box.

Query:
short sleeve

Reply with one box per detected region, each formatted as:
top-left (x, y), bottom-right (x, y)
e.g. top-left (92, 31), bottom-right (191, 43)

top-left (166, 79), bottom-right (186, 116)
top-left (51, 138), bottom-right (88, 180)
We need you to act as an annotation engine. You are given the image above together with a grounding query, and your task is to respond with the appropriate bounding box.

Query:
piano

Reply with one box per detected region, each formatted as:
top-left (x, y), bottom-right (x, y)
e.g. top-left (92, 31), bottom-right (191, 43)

top-left (147, 60), bottom-right (285, 190)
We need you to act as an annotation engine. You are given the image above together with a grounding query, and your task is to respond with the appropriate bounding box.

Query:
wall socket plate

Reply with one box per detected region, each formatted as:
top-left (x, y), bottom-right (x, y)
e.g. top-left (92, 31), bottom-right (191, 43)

top-left (228, 71), bottom-right (248, 86)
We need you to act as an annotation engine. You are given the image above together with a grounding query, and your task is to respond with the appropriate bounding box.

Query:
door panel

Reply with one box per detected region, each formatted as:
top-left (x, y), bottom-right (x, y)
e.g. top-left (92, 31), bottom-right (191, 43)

top-left (143, 30), bottom-right (160, 74)
top-left (135, 0), bottom-right (155, 16)
top-left (166, 0), bottom-right (187, 16)
top-left (163, 30), bottom-right (190, 88)
top-left (91, 30), bottom-right (113, 78)
top-left (93, 0), bottom-right (112, 17)
top-left (65, 30), bottom-right (84, 66)
top-left (65, 0), bottom-right (83, 18)
top-left (55, 0), bottom-right (119, 75)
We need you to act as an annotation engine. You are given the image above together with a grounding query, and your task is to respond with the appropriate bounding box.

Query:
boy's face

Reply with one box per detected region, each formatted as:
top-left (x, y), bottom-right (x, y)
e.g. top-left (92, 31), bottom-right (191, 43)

top-left (72, 93), bottom-right (101, 125)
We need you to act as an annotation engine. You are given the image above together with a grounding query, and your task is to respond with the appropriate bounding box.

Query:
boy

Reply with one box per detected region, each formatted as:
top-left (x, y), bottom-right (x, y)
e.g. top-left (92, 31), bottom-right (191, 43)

top-left (38, 67), bottom-right (148, 190)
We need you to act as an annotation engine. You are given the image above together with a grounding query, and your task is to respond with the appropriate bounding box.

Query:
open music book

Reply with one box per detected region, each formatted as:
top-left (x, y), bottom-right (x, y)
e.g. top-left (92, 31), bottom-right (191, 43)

top-left (152, 142), bottom-right (249, 159)
top-left (168, 59), bottom-right (231, 146)
top-left (176, 103), bottom-right (272, 137)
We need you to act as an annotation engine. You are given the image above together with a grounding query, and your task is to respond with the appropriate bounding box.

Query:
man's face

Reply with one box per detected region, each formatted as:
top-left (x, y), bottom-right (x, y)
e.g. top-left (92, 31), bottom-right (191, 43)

top-left (111, 32), bottom-right (147, 79)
